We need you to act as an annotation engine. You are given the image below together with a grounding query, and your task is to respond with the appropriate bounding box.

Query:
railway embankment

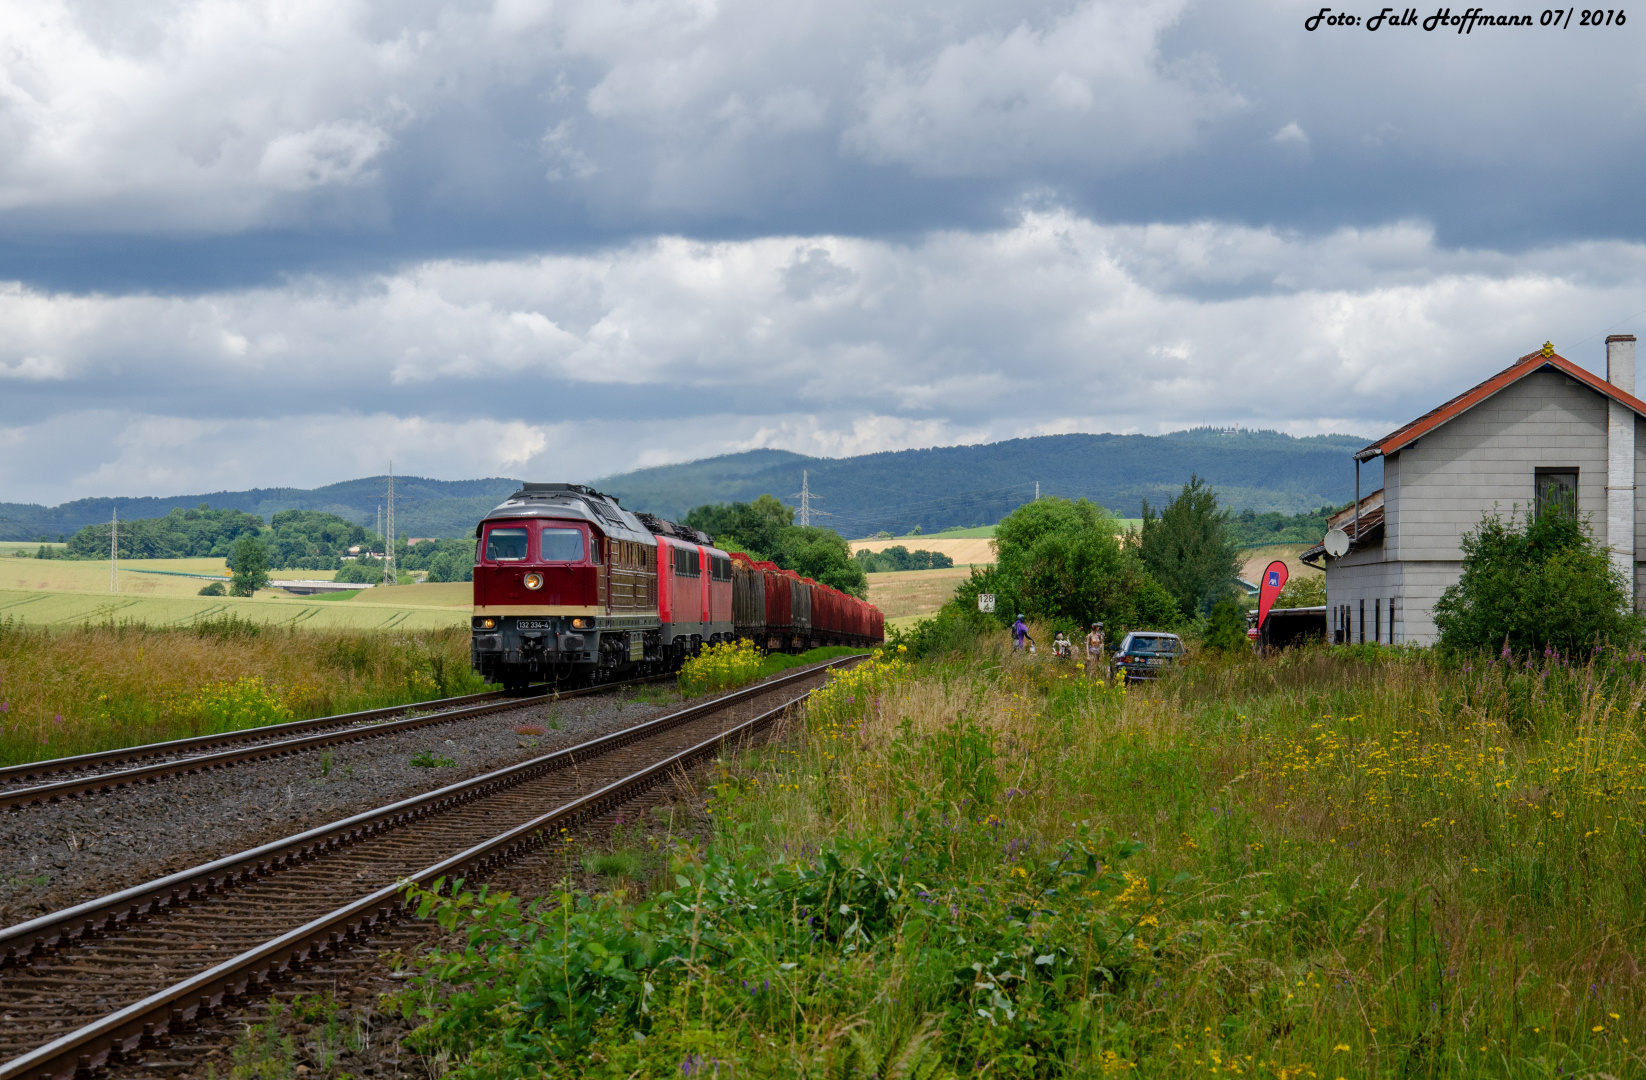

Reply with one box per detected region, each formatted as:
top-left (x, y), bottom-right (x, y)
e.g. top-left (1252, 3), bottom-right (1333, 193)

top-left (0, 658), bottom-right (852, 1078)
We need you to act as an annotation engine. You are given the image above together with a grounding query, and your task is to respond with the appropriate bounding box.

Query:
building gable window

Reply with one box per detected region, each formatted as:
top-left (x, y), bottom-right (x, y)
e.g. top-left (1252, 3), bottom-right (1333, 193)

top-left (1534, 469), bottom-right (1578, 519)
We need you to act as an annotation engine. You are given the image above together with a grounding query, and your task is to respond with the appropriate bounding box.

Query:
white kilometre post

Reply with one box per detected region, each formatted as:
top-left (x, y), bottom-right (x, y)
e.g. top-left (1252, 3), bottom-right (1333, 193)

top-left (1608, 334), bottom-right (1639, 602)
top-left (110, 509), bottom-right (118, 592)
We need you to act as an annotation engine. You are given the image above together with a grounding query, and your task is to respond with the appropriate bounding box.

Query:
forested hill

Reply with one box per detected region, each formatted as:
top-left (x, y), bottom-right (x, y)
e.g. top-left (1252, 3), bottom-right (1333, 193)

top-left (0, 477), bottom-right (520, 543)
top-left (597, 430), bottom-right (1379, 536)
top-left (1, 429), bottom-right (1378, 542)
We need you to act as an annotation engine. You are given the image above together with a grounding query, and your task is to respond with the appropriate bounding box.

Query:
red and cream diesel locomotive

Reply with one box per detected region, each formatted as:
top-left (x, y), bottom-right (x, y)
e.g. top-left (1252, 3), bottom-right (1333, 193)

top-left (470, 483), bottom-right (883, 689)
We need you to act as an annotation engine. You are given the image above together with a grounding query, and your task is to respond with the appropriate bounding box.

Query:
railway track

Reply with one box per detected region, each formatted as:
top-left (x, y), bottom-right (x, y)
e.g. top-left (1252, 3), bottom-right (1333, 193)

top-left (0, 656), bottom-right (856, 1079)
top-left (0, 672), bottom-right (677, 811)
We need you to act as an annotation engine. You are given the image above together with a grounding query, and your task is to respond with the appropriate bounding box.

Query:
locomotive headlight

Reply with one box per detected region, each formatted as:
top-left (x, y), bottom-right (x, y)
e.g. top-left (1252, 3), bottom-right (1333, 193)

top-left (523, 572), bottom-right (544, 590)
top-left (571, 617), bottom-right (590, 629)
top-left (474, 617), bottom-right (497, 630)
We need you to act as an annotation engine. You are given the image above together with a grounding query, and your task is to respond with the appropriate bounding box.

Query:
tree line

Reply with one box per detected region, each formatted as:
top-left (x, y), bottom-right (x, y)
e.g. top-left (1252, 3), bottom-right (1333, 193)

top-left (681, 496), bottom-right (868, 598)
top-left (52, 504), bottom-right (482, 578)
top-left (853, 546), bottom-right (955, 573)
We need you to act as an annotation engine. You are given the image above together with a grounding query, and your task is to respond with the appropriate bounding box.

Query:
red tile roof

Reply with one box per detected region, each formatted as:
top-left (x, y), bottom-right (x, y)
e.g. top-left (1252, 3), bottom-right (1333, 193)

top-left (1355, 345), bottom-right (1646, 461)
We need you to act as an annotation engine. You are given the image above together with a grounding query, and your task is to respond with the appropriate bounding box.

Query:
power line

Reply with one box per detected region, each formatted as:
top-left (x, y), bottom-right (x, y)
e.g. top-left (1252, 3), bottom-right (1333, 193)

top-left (383, 464), bottom-right (397, 587)
top-left (790, 469), bottom-right (829, 527)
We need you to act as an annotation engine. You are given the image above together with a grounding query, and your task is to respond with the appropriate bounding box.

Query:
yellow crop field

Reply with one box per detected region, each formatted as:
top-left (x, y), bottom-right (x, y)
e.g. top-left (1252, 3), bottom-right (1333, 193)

top-left (864, 565), bottom-right (974, 620)
top-left (1238, 543), bottom-right (1320, 587)
top-left (0, 542), bottom-right (66, 557)
top-left (0, 589), bottom-right (467, 630)
top-left (346, 581), bottom-right (470, 609)
top-left (0, 556), bottom-right (233, 597)
top-left (849, 537), bottom-right (997, 565)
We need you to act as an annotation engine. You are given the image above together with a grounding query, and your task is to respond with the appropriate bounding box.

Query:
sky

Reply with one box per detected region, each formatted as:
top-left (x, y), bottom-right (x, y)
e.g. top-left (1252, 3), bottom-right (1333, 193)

top-left (2, 0), bottom-right (1644, 506)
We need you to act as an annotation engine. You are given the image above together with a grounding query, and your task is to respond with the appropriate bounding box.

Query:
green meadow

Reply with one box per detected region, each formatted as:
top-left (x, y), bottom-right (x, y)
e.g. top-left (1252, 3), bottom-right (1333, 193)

top-left (396, 635), bottom-right (1646, 1078)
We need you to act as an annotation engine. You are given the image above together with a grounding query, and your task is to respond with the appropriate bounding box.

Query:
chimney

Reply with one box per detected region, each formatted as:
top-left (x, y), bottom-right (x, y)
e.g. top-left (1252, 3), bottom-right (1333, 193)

top-left (1609, 334), bottom-right (1637, 393)
top-left (1606, 334), bottom-right (1638, 603)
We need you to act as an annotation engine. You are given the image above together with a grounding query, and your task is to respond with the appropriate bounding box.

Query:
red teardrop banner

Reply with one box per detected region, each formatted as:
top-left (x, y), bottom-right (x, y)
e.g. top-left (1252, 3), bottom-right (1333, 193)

top-left (1257, 559), bottom-right (1289, 631)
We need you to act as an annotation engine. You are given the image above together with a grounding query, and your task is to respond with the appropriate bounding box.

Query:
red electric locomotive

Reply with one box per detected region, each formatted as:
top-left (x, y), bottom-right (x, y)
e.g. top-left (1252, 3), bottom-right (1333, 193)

top-left (470, 482), bottom-right (883, 689)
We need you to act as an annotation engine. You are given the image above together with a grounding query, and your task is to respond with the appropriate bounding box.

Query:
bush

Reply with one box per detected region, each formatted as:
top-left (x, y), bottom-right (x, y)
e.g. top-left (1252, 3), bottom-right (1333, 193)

top-left (197, 581), bottom-right (226, 596)
top-left (334, 561), bottom-right (386, 585)
top-left (1276, 572), bottom-right (1326, 607)
top-left (886, 606), bottom-right (988, 659)
top-left (1433, 507), bottom-right (1641, 655)
top-left (1203, 599), bottom-right (1249, 651)
top-left (677, 639), bottom-right (765, 695)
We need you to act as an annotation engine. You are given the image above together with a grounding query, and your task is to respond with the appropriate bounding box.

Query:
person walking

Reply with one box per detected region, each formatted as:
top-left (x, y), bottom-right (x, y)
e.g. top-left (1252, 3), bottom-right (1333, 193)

top-left (1085, 622), bottom-right (1106, 673)
top-left (1012, 614), bottom-right (1033, 653)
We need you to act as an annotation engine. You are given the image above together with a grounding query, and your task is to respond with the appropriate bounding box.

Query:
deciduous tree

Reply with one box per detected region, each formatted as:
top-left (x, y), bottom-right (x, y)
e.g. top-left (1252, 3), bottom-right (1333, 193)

top-left (228, 535), bottom-right (270, 597)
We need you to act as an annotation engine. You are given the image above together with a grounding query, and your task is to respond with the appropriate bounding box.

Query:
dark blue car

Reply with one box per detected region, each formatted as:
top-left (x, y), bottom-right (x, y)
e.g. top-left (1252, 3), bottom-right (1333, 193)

top-left (1110, 632), bottom-right (1184, 681)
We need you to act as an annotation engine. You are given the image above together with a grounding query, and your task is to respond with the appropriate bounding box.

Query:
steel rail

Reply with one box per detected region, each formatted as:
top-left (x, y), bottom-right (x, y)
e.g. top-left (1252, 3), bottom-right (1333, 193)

top-left (0, 670), bottom-right (682, 786)
top-left (0, 657), bottom-right (855, 966)
top-left (0, 689), bottom-right (515, 787)
top-left (0, 673), bottom-right (677, 812)
top-left (0, 661), bottom-right (849, 1080)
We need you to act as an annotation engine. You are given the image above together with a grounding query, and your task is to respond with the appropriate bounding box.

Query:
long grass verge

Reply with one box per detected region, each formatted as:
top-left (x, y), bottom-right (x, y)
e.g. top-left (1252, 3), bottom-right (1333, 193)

top-left (398, 637), bottom-right (1646, 1077)
top-left (0, 614), bottom-right (490, 766)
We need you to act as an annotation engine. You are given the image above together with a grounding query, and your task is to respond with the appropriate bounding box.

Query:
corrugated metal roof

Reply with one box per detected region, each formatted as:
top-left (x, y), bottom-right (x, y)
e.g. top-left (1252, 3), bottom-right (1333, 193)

top-left (1355, 345), bottom-right (1646, 461)
top-left (1301, 488), bottom-right (1385, 568)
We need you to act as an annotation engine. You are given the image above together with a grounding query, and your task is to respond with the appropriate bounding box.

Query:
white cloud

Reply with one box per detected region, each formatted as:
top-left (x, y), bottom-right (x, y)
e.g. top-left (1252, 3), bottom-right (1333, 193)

top-left (0, 0), bottom-right (1242, 229)
top-left (1, 0), bottom-right (1641, 235)
top-left (4, 209), bottom-right (1646, 503)
top-left (1270, 121), bottom-right (1307, 146)
top-left (844, 0), bottom-right (1241, 175)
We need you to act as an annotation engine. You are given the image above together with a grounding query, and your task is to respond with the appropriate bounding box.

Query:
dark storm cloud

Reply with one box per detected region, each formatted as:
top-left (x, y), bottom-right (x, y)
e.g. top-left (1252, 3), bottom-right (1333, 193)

top-left (2, 0), bottom-right (1643, 503)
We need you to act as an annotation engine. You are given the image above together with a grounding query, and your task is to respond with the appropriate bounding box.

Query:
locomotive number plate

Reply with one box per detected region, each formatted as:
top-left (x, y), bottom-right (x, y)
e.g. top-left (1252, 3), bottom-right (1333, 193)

top-left (515, 619), bottom-right (554, 630)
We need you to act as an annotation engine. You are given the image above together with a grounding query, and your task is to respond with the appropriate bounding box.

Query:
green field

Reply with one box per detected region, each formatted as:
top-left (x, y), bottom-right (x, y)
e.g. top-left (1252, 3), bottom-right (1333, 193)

top-left (0, 541), bottom-right (66, 557)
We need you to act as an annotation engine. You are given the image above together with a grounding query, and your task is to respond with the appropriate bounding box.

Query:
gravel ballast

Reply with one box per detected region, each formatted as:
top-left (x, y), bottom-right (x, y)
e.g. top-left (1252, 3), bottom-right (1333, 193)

top-left (0, 666), bottom-right (843, 927)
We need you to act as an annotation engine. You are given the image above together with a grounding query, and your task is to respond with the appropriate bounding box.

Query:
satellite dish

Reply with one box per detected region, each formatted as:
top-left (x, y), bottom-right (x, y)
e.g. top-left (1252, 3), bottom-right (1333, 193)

top-left (1323, 529), bottom-right (1351, 558)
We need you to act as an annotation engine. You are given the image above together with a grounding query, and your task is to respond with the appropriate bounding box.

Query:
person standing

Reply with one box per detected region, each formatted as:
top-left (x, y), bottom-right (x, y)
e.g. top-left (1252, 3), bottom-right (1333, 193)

top-left (1086, 622), bottom-right (1106, 672)
top-left (1012, 614), bottom-right (1033, 653)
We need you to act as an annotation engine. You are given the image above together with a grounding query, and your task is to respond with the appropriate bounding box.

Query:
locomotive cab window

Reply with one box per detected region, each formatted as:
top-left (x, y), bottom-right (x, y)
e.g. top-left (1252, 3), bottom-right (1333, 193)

top-left (539, 527), bottom-right (585, 563)
top-left (484, 527), bottom-right (529, 561)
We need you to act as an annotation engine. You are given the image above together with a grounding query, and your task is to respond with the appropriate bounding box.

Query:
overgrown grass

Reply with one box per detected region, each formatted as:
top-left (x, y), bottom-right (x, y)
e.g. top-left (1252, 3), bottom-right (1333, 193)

top-left (677, 641), bottom-right (870, 697)
top-left (754, 644), bottom-right (872, 680)
top-left (0, 616), bottom-right (491, 766)
top-left (402, 638), bottom-right (1646, 1076)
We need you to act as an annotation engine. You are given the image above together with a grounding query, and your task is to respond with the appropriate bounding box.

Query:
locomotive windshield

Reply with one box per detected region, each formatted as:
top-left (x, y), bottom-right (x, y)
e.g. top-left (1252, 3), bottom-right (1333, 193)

top-left (540, 527), bottom-right (585, 562)
top-left (484, 527), bottom-right (529, 561)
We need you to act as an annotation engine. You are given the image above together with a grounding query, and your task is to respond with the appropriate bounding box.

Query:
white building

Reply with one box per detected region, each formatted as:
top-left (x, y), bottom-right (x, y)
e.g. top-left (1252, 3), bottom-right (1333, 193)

top-left (1304, 337), bottom-right (1641, 645)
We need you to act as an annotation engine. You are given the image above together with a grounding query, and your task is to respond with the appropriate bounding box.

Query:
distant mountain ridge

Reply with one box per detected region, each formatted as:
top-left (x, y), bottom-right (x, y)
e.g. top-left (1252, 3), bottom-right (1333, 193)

top-left (0, 477), bottom-right (522, 542)
top-left (596, 429), bottom-right (1380, 535)
top-left (1, 430), bottom-right (1380, 542)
